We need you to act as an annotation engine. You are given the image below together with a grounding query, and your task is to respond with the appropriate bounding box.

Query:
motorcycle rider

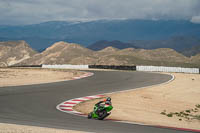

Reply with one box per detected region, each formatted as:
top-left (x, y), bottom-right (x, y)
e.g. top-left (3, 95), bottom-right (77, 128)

top-left (95, 97), bottom-right (112, 115)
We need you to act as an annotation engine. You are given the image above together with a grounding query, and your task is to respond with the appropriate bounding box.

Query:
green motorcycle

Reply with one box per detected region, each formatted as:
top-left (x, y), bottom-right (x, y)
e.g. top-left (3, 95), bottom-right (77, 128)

top-left (88, 101), bottom-right (113, 120)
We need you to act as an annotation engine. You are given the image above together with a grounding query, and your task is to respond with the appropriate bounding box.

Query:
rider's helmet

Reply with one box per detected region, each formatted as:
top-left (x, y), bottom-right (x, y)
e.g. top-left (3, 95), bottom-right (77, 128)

top-left (106, 97), bottom-right (111, 102)
top-left (105, 97), bottom-right (111, 105)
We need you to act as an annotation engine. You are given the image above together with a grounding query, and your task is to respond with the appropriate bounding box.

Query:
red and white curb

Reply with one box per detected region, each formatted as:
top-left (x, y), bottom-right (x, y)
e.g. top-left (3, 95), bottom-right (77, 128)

top-left (56, 95), bottom-right (105, 116)
top-left (57, 71), bottom-right (97, 116)
top-left (57, 73), bottom-right (175, 119)
top-left (72, 72), bottom-right (94, 80)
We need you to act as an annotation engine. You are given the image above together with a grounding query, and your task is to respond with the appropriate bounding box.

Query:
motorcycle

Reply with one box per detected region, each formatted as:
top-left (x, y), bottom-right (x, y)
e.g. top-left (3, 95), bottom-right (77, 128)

top-left (88, 102), bottom-right (113, 120)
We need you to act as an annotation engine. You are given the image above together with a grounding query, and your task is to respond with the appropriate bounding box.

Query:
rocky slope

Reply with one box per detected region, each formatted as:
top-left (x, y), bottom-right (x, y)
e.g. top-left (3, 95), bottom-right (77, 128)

top-left (18, 41), bottom-right (97, 65)
top-left (0, 41), bottom-right (37, 67)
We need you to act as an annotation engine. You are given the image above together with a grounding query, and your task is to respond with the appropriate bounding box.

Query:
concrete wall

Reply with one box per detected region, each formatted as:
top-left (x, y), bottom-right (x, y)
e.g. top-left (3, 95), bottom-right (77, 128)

top-left (136, 66), bottom-right (199, 74)
top-left (42, 64), bottom-right (89, 69)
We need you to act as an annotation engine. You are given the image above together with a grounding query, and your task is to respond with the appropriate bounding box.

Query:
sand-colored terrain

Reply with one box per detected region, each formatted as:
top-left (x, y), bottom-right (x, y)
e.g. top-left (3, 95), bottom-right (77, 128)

top-left (0, 68), bottom-right (85, 87)
top-left (74, 73), bottom-right (200, 130)
top-left (0, 123), bottom-right (85, 133)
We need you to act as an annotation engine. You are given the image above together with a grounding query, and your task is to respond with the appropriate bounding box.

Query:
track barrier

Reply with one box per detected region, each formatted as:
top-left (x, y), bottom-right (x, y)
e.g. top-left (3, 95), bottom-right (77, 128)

top-left (9, 65), bottom-right (42, 68)
top-left (42, 64), bottom-right (89, 69)
top-left (89, 65), bottom-right (136, 70)
top-left (9, 64), bottom-right (199, 74)
top-left (136, 66), bottom-right (199, 74)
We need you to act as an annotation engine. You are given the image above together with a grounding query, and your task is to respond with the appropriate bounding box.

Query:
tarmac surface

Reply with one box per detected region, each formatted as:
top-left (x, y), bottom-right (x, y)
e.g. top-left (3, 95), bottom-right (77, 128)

top-left (0, 71), bottom-right (192, 133)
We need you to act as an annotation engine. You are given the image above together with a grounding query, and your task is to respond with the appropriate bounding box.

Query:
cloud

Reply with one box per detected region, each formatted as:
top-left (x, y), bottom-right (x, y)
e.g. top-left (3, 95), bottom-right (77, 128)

top-left (0, 0), bottom-right (200, 25)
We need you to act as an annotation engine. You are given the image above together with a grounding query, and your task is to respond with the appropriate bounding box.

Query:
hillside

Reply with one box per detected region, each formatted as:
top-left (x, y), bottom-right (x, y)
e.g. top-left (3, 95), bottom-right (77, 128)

top-left (95, 48), bottom-right (193, 67)
top-left (97, 46), bottom-right (119, 56)
top-left (191, 54), bottom-right (200, 64)
top-left (118, 48), bottom-right (189, 63)
top-left (18, 41), bottom-right (97, 65)
top-left (182, 45), bottom-right (200, 57)
top-left (0, 41), bottom-right (37, 67)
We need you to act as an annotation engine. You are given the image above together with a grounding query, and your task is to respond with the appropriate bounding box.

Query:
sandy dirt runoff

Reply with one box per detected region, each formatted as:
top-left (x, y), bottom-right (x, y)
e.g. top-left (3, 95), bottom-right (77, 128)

top-left (0, 123), bottom-right (85, 133)
top-left (0, 68), bottom-right (85, 87)
top-left (74, 73), bottom-right (200, 130)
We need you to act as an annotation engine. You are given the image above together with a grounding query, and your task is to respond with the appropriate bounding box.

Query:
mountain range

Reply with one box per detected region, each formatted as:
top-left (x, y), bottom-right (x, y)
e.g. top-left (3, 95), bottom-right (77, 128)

top-left (88, 37), bottom-right (200, 56)
top-left (1, 40), bottom-right (199, 68)
top-left (0, 19), bottom-right (200, 53)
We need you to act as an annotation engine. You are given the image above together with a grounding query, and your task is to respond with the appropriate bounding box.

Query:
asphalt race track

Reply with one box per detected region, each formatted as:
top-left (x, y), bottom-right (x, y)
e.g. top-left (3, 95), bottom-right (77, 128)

top-left (0, 71), bottom-right (192, 133)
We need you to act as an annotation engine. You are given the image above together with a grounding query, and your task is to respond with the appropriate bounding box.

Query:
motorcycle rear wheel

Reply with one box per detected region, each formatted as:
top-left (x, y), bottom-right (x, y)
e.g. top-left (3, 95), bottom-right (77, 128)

top-left (88, 112), bottom-right (92, 119)
top-left (98, 110), bottom-right (107, 120)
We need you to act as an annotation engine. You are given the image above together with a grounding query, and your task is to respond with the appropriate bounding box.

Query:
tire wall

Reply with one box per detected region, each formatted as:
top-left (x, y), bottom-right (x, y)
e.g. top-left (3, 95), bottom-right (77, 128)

top-left (9, 65), bottom-right (42, 67)
top-left (88, 65), bottom-right (136, 71)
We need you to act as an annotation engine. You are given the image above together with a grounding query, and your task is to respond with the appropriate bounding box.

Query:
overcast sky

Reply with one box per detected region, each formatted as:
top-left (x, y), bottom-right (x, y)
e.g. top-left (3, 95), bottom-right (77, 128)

top-left (1, 0), bottom-right (200, 25)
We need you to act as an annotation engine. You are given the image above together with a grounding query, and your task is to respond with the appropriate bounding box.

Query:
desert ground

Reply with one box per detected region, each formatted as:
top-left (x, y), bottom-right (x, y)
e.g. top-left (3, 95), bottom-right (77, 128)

top-left (0, 68), bottom-right (85, 87)
top-left (0, 123), bottom-right (85, 133)
top-left (74, 73), bottom-right (200, 130)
